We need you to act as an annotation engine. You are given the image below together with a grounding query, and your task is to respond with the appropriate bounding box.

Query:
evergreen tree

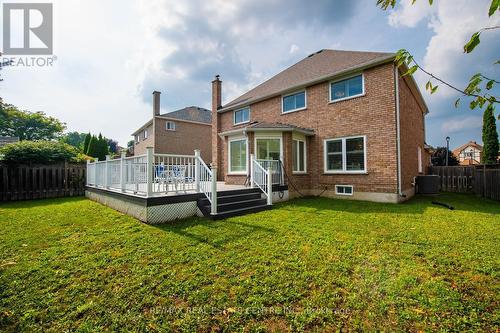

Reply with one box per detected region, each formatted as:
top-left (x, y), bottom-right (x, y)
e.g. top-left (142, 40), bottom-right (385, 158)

top-left (96, 133), bottom-right (109, 161)
top-left (481, 106), bottom-right (499, 164)
top-left (83, 132), bottom-right (91, 154)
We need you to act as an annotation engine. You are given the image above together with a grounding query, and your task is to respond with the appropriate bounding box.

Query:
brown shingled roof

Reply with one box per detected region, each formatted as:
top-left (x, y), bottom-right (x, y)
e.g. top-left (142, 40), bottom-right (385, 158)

top-left (221, 49), bottom-right (395, 111)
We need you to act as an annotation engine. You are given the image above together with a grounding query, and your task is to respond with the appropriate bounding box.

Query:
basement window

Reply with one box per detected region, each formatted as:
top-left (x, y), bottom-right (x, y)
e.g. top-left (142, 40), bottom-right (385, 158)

top-left (335, 185), bottom-right (353, 196)
top-left (166, 121), bottom-right (176, 131)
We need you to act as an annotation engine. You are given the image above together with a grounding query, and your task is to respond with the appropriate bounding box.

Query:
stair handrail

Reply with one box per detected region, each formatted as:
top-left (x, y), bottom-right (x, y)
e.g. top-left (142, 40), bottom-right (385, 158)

top-left (251, 155), bottom-right (273, 205)
top-left (195, 151), bottom-right (217, 215)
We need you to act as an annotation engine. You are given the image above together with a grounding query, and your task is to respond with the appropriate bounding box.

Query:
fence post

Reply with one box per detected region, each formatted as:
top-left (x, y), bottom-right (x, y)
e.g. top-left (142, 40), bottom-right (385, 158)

top-left (211, 166), bottom-right (218, 215)
top-left (250, 154), bottom-right (254, 188)
top-left (267, 167), bottom-right (272, 205)
top-left (146, 147), bottom-right (154, 197)
top-left (194, 149), bottom-right (200, 193)
top-left (120, 151), bottom-right (126, 192)
top-left (104, 155), bottom-right (111, 189)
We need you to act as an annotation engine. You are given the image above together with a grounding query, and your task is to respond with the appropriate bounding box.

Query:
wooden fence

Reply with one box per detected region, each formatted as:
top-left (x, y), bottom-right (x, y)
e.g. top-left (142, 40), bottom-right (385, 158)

top-left (428, 165), bottom-right (500, 201)
top-left (0, 163), bottom-right (86, 201)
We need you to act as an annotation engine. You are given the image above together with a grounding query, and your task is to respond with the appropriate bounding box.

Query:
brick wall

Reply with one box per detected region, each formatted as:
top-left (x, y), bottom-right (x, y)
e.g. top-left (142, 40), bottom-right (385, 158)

top-left (133, 123), bottom-right (154, 156)
top-left (217, 63), bottom-right (401, 196)
top-left (398, 72), bottom-right (426, 193)
top-left (154, 118), bottom-right (212, 162)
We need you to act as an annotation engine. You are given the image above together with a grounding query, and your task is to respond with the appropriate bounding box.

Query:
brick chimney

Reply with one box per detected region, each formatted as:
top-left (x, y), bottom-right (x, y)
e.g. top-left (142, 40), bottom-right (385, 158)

top-left (211, 75), bottom-right (222, 179)
top-left (153, 91), bottom-right (161, 116)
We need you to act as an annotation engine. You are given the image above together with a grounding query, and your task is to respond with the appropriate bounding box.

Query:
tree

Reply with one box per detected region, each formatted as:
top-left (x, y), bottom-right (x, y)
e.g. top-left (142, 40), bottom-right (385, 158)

top-left (431, 147), bottom-right (459, 166)
top-left (377, 0), bottom-right (499, 117)
top-left (482, 105), bottom-right (500, 164)
top-left (0, 103), bottom-right (66, 140)
top-left (107, 138), bottom-right (119, 154)
top-left (0, 140), bottom-right (79, 164)
top-left (59, 131), bottom-right (87, 150)
top-left (83, 132), bottom-right (91, 154)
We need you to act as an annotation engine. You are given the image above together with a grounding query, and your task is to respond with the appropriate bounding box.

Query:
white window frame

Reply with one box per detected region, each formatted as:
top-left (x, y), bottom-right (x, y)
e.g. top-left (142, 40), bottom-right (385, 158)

top-left (254, 135), bottom-right (283, 162)
top-left (144, 129), bottom-right (148, 139)
top-left (281, 90), bottom-right (307, 114)
top-left (324, 135), bottom-right (367, 174)
top-left (135, 135), bottom-right (139, 143)
top-left (233, 107), bottom-right (250, 125)
top-left (292, 139), bottom-right (307, 174)
top-left (228, 136), bottom-right (248, 175)
top-left (166, 121), bottom-right (176, 131)
top-left (335, 185), bottom-right (353, 196)
top-left (329, 73), bottom-right (365, 103)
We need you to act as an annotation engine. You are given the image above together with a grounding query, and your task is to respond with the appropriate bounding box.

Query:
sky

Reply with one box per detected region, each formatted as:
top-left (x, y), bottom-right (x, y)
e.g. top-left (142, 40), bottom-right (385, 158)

top-left (0, 0), bottom-right (498, 150)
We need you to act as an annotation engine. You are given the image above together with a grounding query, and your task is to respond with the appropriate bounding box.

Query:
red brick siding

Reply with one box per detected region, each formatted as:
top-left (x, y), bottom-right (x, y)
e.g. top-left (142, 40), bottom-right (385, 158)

top-left (217, 63), bottom-right (400, 194)
top-left (154, 118), bottom-right (212, 162)
top-left (398, 73), bottom-right (426, 192)
top-left (133, 123), bottom-right (154, 155)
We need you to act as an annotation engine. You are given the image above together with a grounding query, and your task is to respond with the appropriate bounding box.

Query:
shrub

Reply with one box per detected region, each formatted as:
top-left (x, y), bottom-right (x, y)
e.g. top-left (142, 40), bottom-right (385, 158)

top-left (0, 140), bottom-right (81, 164)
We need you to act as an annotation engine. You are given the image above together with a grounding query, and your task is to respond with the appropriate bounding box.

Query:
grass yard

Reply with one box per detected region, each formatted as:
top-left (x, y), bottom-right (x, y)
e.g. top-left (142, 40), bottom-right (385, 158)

top-left (0, 194), bottom-right (499, 332)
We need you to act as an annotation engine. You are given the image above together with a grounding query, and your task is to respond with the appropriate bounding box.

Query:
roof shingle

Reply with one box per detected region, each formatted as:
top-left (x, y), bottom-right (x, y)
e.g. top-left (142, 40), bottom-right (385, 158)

top-left (222, 49), bottom-right (394, 111)
top-left (161, 106), bottom-right (211, 124)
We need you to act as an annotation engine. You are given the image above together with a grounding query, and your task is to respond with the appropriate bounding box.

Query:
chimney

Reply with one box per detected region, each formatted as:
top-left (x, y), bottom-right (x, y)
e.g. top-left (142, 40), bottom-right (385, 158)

top-left (211, 75), bottom-right (222, 179)
top-left (153, 91), bottom-right (161, 116)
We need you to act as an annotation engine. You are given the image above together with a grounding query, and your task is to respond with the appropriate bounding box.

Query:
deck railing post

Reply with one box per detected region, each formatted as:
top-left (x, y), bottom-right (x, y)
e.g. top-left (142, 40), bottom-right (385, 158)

top-left (146, 147), bottom-right (154, 197)
top-left (94, 159), bottom-right (98, 187)
top-left (250, 154), bottom-right (254, 188)
top-left (86, 160), bottom-right (90, 186)
top-left (267, 167), bottom-right (272, 205)
top-left (194, 149), bottom-right (200, 193)
top-left (104, 155), bottom-right (111, 189)
top-left (211, 166), bottom-right (217, 215)
top-left (120, 151), bottom-right (126, 192)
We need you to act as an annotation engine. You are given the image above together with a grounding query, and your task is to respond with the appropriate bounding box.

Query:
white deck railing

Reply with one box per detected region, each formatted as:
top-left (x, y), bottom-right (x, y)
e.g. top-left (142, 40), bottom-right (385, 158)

top-left (86, 148), bottom-right (217, 213)
top-left (250, 154), bottom-right (273, 205)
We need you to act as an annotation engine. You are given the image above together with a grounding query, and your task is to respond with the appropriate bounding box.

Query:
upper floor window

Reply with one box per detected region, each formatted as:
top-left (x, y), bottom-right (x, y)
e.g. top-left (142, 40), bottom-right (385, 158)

top-left (234, 107), bottom-right (250, 125)
top-left (166, 121), bottom-right (176, 131)
top-left (135, 135), bottom-right (139, 143)
top-left (324, 136), bottom-right (366, 173)
top-left (282, 91), bottom-right (306, 113)
top-left (330, 74), bottom-right (364, 102)
top-left (144, 129), bottom-right (148, 139)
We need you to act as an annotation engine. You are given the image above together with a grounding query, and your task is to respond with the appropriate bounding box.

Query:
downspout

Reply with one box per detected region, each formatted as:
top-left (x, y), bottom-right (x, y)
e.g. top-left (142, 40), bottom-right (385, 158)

top-left (394, 65), bottom-right (403, 198)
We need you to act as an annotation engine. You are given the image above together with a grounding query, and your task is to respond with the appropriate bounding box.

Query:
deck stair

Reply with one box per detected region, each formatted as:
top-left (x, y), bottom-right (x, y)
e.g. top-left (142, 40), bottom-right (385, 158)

top-left (197, 188), bottom-right (271, 219)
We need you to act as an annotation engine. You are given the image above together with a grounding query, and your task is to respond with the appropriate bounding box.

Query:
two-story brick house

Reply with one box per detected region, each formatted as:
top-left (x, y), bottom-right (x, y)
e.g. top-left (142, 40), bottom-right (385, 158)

top-left (211, 49), bottom-right (428, 203)
top-left (133, 91), bottom-right (212, 162)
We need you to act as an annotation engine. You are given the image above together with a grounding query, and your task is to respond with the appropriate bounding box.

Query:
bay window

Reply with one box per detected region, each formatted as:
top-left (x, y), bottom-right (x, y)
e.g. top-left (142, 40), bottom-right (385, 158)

top-left (229, 138), bottom-right (247, 173)
top-left (292, 139), bottom-right (306, 173)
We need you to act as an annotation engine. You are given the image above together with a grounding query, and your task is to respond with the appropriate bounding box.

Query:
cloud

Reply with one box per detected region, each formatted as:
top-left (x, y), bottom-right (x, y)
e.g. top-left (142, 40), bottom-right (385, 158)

top-left (137, 0), bottom-right (359, 108)
top-left (441, 115), bottom-right (482, 134)
top-left (388, 0), bottom-right (435, 28)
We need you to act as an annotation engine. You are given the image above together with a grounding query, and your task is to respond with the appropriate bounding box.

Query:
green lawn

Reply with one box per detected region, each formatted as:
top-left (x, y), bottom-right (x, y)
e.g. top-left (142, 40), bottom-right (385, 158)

top-left (0, 194), bottom-right (499, 332)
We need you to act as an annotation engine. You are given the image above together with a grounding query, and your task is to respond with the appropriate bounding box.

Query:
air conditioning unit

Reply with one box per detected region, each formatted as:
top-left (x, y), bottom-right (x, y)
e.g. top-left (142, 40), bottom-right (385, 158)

top-left (416, 175), bottom-right (440, 194)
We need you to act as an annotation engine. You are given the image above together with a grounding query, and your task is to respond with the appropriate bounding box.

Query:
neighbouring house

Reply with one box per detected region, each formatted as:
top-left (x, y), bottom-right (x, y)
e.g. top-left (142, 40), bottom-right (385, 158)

top-left (211, 49), bottom-right (429, 203)
top-left (452, 141), bottom-right (482, 165)
top-left (0, 136), bottom-right (19, 147)
top-left (132, 91), bottom-right (212, 162)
